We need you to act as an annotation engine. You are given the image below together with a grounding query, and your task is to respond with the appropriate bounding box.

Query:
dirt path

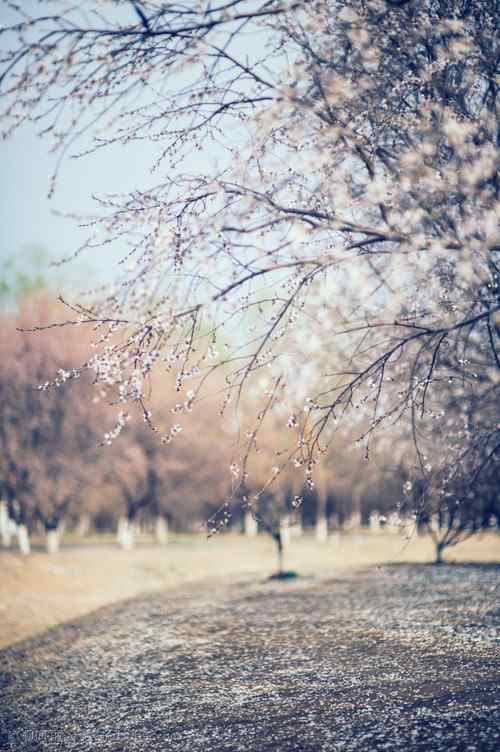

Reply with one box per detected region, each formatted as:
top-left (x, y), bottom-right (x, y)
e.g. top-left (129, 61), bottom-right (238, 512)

top-left (1, 564), bottom-right (499, 751)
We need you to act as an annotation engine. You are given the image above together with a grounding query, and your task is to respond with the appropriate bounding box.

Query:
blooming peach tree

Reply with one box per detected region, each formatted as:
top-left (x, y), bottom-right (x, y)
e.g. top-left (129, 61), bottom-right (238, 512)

top-left (1, 0), bottom-right (498, 528)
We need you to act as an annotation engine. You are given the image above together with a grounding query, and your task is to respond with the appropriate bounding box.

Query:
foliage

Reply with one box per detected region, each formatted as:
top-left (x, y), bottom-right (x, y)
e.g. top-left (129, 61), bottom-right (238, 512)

top-left (0, 248), bottom-right (48, 307)
top-left (0, 298), bottom-right (103, 530)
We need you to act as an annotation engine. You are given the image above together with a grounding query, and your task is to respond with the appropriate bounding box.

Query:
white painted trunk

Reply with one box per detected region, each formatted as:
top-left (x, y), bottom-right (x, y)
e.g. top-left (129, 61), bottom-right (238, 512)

top-left (117, 516), bottom-right (125, 544)
top-left (117, 517), bottom-right (135, 549)
top-left (330, 513), bottom-right (340, 530)
top-left (344, 511), bottom-right (362, 530)
top-left (387, 512), bottom-right (401, 533)
top-left (429, 514), bottom-right (440, 533)
top-left (316, 515), bottom-right (328, 543)
top-left (290, 519), bottom-right (303, 537)
top-left (46, 529), bottom-right (60, 555)
top-left (0, 501), bottom-right (12, 547)
top-left (18, 524), bottom-right (31, 555)
top-left (399, 514), bottom-right (416, 537)
top-left (369, 511), bottom-right (381, 533)
top-left (155, 515), bottom-right (169, 545)
top-left (243, 510), bottom-right (258, 538)
top-left (280, 514), bottom-right (291, 547)
top-left (76, 514), bottom-right (91, 537)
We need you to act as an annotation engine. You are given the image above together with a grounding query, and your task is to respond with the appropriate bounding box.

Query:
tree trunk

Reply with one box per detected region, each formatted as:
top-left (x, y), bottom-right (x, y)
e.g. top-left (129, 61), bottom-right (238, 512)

top-left (275, 531), bottom-right (284, 575)
top-left (76, 514), bottom-right (91, 537)
top-left (290, 516), bottom-right (303, 537)
top-left (17, 524), bottom-right (31, 555)
top-left (117, 516), bottom-right (135, 549)
top-left (155, 515), bottom-right (169, 545)
top-left (351, 510), bottom-right (362, 529)
top-left (243, 510), bottom-right (258, 537)
top-left (435, 541), bottom-right (445, 565)
top-left (369, 510), bottom-right (381, 533)
top-left (280, 514), bottom-right (291, 547)
top-left (46, 528), bottom-right (60, 555)
top-left (315, 477), bottom-right (328, 542)
top-left (430, 514), bottom-right (440, 532)
top-left (0, 500), bottom-right (12, 548)
top-left (316, 515), bottom-right (328, 543)
top-left (344, 486), bottom-right (362, 531)
top-left (386, 512), bottom-right (400, 533)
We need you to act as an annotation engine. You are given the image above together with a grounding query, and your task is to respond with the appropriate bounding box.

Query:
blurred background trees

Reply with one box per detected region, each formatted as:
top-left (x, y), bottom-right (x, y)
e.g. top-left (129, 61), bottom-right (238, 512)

top-left (0, 296), bottom-right (104, 552)
top-left (0, 290), bottom-right (497, 561)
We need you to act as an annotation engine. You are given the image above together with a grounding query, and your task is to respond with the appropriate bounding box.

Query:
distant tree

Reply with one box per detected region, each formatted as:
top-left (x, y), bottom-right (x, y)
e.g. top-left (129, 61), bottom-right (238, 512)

top-left (0, 298), bottom-right (104, 553)
top-left (410, 463), bottom-right (499, 564)
top-left (386, 311), bottom-right (500, 560)
top-left (218, 407), bottom-right (305, 576)
top-left (108, 437), bottom-right (156, 549)
top-left (107, 383), bottom-right (234, 546)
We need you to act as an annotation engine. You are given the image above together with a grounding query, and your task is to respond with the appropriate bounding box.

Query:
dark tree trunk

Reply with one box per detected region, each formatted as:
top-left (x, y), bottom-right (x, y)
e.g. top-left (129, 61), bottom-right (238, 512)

top-left (435, 540), bottom-right (445, 565)
top-left (273, 530), bottom-right (284, 575)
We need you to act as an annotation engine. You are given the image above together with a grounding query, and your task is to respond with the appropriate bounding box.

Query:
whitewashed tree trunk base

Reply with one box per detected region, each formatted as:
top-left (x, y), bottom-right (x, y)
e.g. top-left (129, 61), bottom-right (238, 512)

top-left (280, 514), bottom-right (291, 548)
top-left (330, 513), bottom-right (340, 531)
top-left (344, 511), bottom-right (362, 531)
top-left (46, 529), bottom-right (60, 554)
top-left (316, 516), bottom-right (328, 543)
top-left (369, 511), bottom-right (381, 533)
top-left (0, 501), bottom-right (12, 548)
top-left (155, 516), bottom-right (169, 545)
top-left (429, 514), bottom-right (440, 533)
top-left (76, 514), bottom-right (91, 537)
top-left (387, 512), bottom-right (401, 533)
top-left (18, 524), bottom-right (31, 555)
top-left (117, 517), bottom-right (135, 549)
top-left (243, 510), bottom-right (258, 538)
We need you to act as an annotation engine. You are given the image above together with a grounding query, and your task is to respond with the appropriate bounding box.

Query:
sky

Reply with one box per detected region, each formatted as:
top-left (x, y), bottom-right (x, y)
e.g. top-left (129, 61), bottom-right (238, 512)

top-left (0, 1), bottom-right (272, 299)
top-left (0, 0), bottom-right (161, 295)
top-left (0, 114), bottom-right (160, 293)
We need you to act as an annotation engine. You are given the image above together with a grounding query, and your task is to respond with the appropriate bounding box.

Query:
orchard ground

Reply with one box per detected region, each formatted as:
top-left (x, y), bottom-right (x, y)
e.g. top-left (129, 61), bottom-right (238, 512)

top-left (1, 546), bottom-right (500, 751)
top-left (1, 530), bottom-right (499, 649)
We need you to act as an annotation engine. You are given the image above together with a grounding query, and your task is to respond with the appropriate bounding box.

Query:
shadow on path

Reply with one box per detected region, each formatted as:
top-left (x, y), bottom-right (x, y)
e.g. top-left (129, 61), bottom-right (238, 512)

top-left (1, 564), bottom-right (499, 751)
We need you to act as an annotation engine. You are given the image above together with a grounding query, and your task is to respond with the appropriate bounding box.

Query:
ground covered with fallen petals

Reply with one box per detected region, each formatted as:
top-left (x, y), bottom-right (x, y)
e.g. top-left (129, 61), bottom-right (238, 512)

top-left (1, 564), bottom-right (499, 751)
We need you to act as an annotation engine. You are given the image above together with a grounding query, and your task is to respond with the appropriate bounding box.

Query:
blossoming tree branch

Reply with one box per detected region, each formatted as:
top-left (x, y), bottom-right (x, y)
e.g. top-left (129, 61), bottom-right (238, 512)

top-left (1, 0), bottom-right (498, 531)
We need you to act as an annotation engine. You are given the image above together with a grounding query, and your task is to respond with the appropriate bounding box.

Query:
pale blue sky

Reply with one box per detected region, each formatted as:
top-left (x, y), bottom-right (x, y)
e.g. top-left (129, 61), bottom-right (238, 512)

top-left (0, 1), bottom-right (273, 296)
top-left (0, 119), bottom-right (162, 292)
top-left (0, 0), bottom-right (162, 293)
